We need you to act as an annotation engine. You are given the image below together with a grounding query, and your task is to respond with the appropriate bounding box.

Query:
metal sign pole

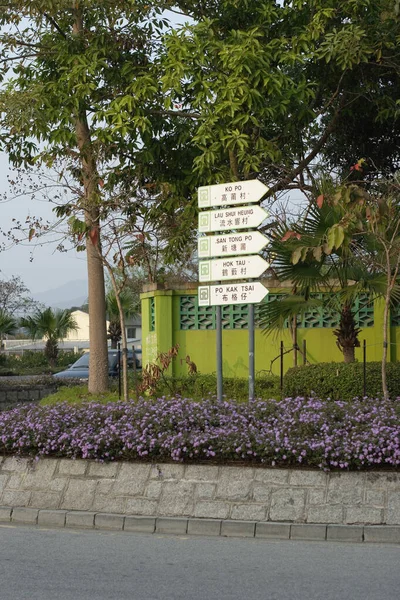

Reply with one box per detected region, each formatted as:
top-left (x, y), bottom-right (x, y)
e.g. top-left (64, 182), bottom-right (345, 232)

top-left (216, 304), bottom-right (223, 401)
top-left (248, 303), bottom-right (255, 401)
top-left (117, 342), bottom-right (121, 400)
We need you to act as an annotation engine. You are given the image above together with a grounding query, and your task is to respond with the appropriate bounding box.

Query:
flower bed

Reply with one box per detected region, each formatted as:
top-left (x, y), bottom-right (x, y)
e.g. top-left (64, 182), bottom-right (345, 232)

top-left (0, 396), bottom-right (399, 471)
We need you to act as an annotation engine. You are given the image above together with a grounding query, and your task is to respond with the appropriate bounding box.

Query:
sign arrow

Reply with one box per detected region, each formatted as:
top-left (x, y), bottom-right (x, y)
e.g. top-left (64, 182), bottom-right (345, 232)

top-left (198, 179), bottom-right (269, 208)
top-left (198, 204), bottom-right (268, 233)
top-left (199, 255), bottom-right (270, 282)
top-left (198, 282), bottom-right (269, 306)
top-left (198, 231), bottom-right (269, 258)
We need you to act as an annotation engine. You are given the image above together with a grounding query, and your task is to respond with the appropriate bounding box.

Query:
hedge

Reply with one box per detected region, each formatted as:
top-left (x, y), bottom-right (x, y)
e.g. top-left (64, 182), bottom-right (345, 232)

top-left (143, 373), bottom-right (281, 402)
top-left (284, 362), bottom-right (400, 400)
top-left (0, 350), bottom-right (83, 376)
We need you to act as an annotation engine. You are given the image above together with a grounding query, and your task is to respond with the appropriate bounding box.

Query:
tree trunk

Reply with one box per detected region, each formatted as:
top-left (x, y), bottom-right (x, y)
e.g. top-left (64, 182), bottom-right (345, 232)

top-left (73, 7), bottom-right (108, 393)
top-left (45, 338), bottom-right (58, 367)
top-left (334, 304), bottom-right (360, 363)
top-left (84, 206), bottom-right (109, 393)
top-left (343, 345), bottom-right (355, 364)
top-left (382, 291), bottom-right (390, 400)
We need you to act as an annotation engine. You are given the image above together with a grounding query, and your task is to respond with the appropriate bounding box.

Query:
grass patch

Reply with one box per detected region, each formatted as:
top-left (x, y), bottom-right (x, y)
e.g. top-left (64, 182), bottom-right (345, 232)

top-left (40, 385), bottom-right (120, 406)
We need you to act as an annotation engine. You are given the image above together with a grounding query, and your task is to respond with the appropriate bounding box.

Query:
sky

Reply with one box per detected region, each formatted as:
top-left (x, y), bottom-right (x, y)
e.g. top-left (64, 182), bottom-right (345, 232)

top-left (0, 152), bottom-right (88, 295)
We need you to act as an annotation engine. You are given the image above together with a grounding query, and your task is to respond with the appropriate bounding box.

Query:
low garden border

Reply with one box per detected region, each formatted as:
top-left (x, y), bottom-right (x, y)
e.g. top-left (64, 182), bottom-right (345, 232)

top-left (2, 507), bottom-right (400, 544)
top-left (0, 457), bottom-right (399, 540)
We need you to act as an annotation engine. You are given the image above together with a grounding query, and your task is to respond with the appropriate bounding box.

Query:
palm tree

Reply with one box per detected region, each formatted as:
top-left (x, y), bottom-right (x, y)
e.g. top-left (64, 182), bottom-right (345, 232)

top-left (260, 192), bottom-right (386, 363)
top-left (20, 307), bottom-right (78, 365)
top-left (0, 309), bottom-right (17, 348)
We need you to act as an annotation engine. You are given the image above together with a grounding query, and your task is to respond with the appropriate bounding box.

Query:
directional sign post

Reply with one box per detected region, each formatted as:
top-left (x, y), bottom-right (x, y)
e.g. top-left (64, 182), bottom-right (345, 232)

top-left (197, 178), bottom-right (270, 402)
top-left (198, 179), bottom-right (269, 208)
top-left (198, 230), bottom-right (269, 258)
top-left (199, 255), bottom-right (269, 282)
top-left (199, 205), bottom-right (268, 233)
top-left (198, 282), bottom-right (269, 307)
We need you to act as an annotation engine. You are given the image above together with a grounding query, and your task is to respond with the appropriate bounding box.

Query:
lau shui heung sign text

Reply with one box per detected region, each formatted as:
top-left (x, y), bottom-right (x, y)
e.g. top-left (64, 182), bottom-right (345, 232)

top-left (198, 205), bottom-right (268, 233)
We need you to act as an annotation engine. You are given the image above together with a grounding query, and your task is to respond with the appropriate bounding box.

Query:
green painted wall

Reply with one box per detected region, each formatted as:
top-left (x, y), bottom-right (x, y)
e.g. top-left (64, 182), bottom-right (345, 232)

top-left (141, 287), bottom-right (388, 377)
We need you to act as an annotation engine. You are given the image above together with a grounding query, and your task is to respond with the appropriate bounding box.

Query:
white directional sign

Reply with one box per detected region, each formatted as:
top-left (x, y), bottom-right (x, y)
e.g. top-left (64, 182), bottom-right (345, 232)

top-left (198, 179), bottom-right (269, 208)
top-left (198, 205), bottom-right (268, 233)
top-left (198, 282), bottom-right (269, 306)
top-left (199, 255), bottom-right (270, 282)
top-left (198, 231), bottom-right (269, 258)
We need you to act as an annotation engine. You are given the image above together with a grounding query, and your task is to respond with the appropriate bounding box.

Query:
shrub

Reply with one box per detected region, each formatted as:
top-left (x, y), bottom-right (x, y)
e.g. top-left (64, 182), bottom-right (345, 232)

top-left (1, 396), bottom-right (400, 470)
top-left (56, 350), bottom-right (84, 367)
top-left (148, 373), bottom-right (281, 401)
top-left (4, 350), bottom-right (48, 370)
top-left (0, 350), bottom-right (83, 375)
top-left (284, 362), bottom-right (400, 400)
top-left (0, 368), bottom-right (17, 376)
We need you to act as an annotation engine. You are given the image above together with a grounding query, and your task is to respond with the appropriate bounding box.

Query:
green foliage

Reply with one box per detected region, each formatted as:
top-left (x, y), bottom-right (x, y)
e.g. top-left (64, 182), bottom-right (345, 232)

top-left (162, 0), bottom-right (400, 186)
top-left (6, 351), bottom-right (48, 369)
top-left (38, 373), bottom-right (281, 405)
top-left (149, 374), bottom-right (281, 402)
top-left (0, 368), bottom-right (15, 376)
top-left (283, 362), bottom-right (400, 400)
top-left (56, 350), bottom-right (84, 367)
top-left (20, 308), bottom-right (78, 365)
top-left (0, 309), bottom-right (18, 337)
top-left (0, 350), bottom-right (82, 375)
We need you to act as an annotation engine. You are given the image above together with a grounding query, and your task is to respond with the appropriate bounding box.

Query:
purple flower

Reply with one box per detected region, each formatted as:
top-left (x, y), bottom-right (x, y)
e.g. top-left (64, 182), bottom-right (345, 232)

top-left (0, 396), bottom-right (398, 471)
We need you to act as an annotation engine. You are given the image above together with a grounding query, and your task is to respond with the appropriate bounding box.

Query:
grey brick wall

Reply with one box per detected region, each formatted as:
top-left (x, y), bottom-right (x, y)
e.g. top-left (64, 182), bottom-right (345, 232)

top-left (0, 385), bottom-right (56, 410)
top-left (0, 457), bottom-right (399, 525)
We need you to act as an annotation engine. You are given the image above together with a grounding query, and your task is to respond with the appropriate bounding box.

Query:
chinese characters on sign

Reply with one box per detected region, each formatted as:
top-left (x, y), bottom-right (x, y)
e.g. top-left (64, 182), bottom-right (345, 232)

top-left (198, 282), bottom-right (269, 306)
top-left (198, 205), bottom-right (268, 233)
top-left (198, 231), bottom-right (269, 258)
top-left (198, 179), bottom-right (269, 208)
top-left (197, 179), bottom-right (270, 306)
top-left (199, 255), bottom-right (270, 282)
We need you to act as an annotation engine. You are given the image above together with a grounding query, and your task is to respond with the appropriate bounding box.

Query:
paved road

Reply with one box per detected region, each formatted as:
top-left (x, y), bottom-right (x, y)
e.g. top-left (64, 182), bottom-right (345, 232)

top-left (0, 524), bottom-right (399, 600)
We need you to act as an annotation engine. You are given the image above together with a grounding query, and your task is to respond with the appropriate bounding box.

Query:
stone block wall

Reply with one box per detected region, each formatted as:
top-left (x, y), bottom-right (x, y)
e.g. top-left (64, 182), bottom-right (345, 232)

top-left (0, 385), bottom-right (56, 410)
top-left (0, 457), bottom-right (399, 525)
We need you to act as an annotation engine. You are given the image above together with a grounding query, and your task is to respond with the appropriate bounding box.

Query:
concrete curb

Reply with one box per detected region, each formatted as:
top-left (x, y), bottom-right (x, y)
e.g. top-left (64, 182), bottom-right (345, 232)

top-left (1, 506), bottom-right (400, 544)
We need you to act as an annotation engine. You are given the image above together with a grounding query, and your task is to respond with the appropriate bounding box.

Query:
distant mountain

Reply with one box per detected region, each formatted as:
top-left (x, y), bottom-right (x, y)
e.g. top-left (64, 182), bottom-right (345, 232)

top-left (33, 279), bottom-right (88, 310)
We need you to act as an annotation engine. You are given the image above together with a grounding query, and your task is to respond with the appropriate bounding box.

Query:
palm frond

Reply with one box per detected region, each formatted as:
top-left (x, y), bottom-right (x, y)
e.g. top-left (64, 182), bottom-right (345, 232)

top-left (20, 308), bottom-right (77, 342)
top-left (258, 295), bottom-right (324, 337)
top-left (0, 309), bottom-right (17, 337)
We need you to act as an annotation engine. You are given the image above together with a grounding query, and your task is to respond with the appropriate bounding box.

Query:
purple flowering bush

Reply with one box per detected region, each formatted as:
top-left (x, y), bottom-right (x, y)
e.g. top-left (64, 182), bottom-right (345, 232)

top-left (0, 396), bottom-right (399, 470)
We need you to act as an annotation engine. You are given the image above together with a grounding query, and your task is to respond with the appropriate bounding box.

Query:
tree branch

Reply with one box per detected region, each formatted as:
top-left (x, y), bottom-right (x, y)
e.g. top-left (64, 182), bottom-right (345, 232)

top-left (267, 108), bottom-right (342, 197)
top-left (43, 12), bottom-right (68, 39)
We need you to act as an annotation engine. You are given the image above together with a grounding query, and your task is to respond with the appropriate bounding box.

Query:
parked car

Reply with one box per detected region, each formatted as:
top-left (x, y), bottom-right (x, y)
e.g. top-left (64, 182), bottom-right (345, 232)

top-left (53, 349), bottom-right (142, 380)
